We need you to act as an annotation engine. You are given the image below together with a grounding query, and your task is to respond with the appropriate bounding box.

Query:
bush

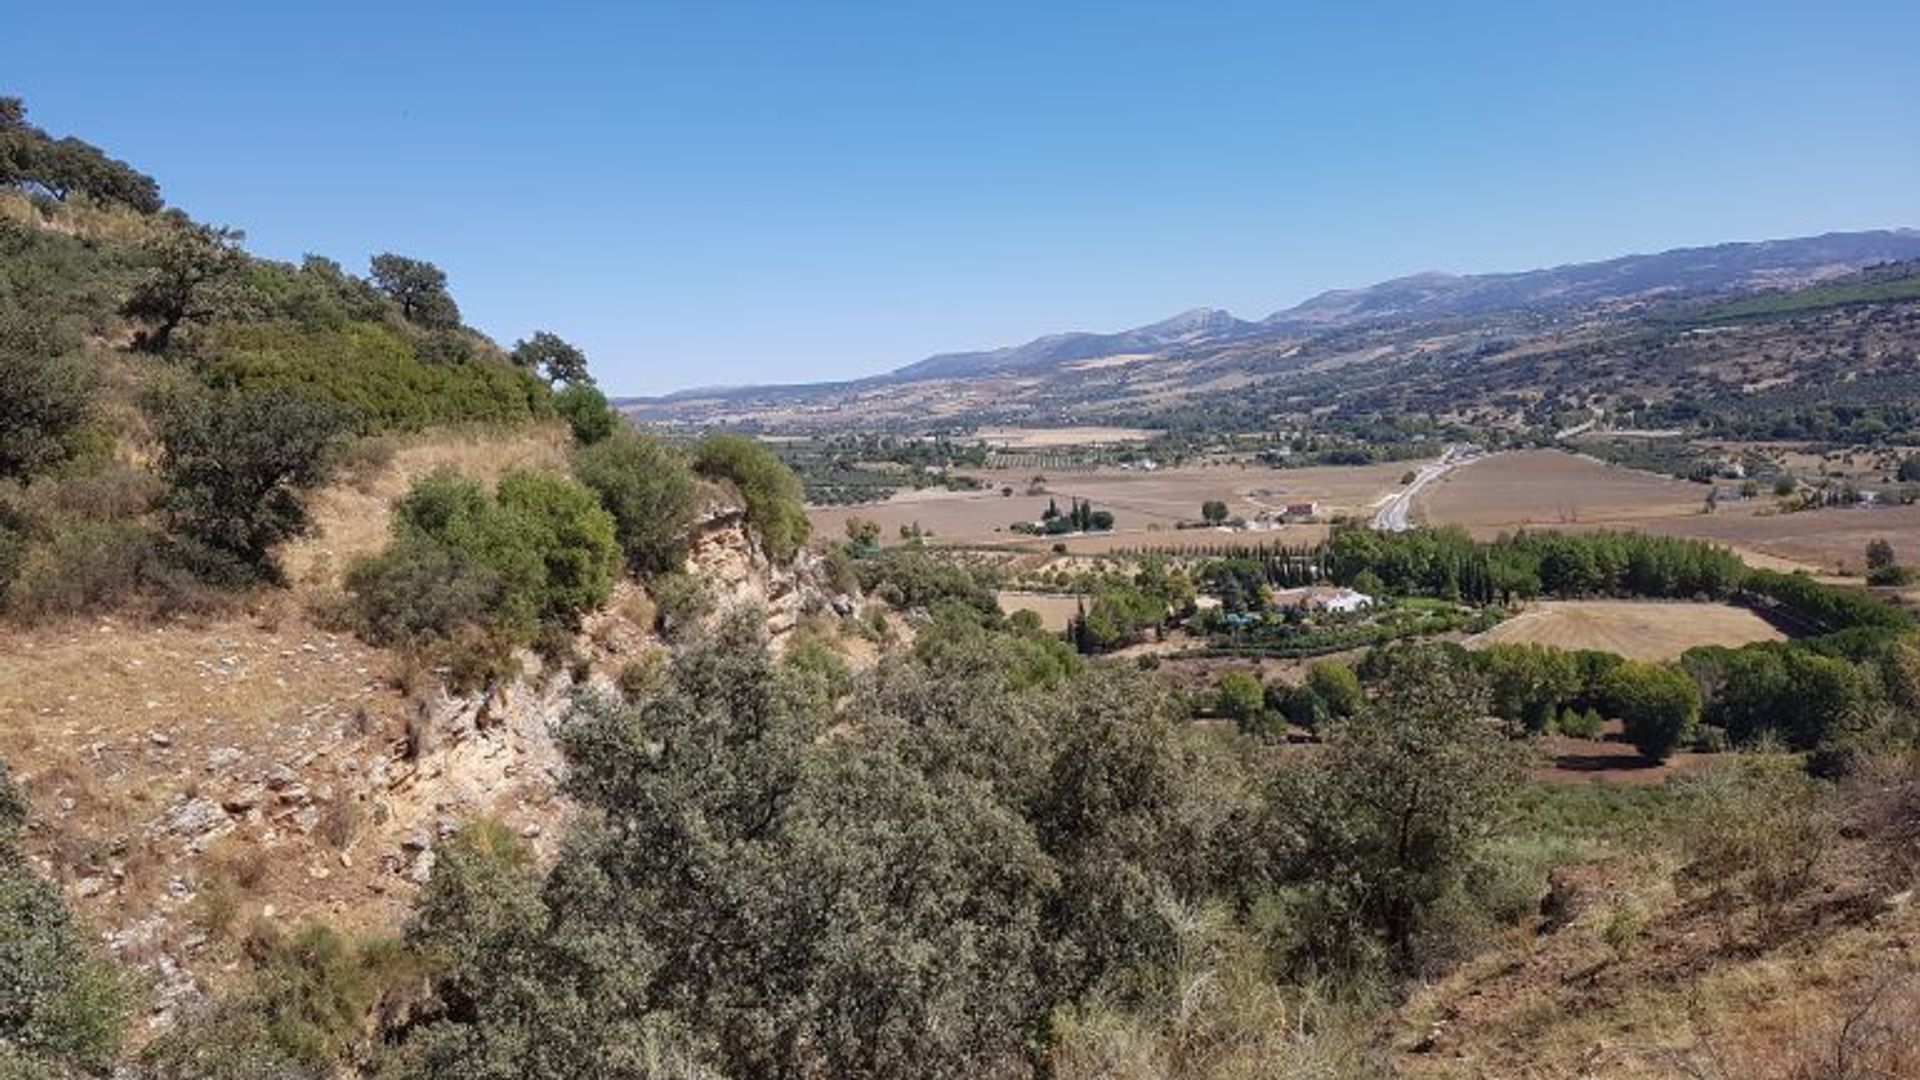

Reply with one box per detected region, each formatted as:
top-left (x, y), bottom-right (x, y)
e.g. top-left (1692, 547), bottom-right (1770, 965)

top-left (151, 386), bottom-right (351, 581)
top-left (573, 431), bottom-right (700, 577)
top-left (0, 762), bottom-right (129, 1073)
top-left (552, 382), bottom-right (617, 445)
top-left (0, 339), bottom-right (92, 483)
top-left (346, 469), bottom-right (618, 680)
top-left (199, 321), bottom-right (552, 434)
top-left (1, 520), bottom-right (156, 622)
top-left (693, 432), bottom-right (810, 561)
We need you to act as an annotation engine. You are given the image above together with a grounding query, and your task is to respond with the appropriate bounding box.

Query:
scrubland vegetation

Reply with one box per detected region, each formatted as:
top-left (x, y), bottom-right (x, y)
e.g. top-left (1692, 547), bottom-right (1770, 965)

top-left (6, 96), bottom-right (1920, 1079)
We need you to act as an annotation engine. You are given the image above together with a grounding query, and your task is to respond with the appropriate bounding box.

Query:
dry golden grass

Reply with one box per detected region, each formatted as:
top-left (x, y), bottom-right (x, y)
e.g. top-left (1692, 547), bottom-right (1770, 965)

top-left (1466, 601), bottom-right (1786, 662)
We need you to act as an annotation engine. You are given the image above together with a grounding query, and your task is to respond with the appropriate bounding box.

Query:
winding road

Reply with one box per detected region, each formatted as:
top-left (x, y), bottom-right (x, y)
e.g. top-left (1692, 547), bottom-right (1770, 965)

top-left (1371, 444), bottom-right (1483, 532)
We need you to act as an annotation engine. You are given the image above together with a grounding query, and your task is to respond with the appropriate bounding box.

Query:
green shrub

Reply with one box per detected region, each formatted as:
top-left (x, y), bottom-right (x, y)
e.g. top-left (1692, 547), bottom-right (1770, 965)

top-left (151, 386), bottom-right (351, 582)
top-left (693, 432), bottom-right (810, 561)
top-left (552, 382), bottom-right (617, 445)
top-left (199, 321), bottom-right (551, 434)
top-left (573, 431), bottom-right (700, 576)
top-left (0, 342), bottom-right (93, 483)
top-left (347, 469), bottom-right (618, 680)
top-left (0, 763), bottom-right (130, 1073)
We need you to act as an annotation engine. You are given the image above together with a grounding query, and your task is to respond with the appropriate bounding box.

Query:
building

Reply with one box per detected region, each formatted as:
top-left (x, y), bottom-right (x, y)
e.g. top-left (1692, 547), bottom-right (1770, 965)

top-left (1271, 585), bottom-right (1374, 614)
top-left (1284, 501), bottom-right (1319, 518)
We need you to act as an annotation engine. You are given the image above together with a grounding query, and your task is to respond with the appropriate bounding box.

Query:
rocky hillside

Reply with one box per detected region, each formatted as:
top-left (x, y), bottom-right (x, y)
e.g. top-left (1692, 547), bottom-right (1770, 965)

top-left (0, 428), bottom-right (854, 1033)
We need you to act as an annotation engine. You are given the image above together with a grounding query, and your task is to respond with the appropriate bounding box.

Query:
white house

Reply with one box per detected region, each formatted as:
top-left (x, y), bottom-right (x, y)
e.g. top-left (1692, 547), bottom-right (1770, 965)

top-left (1271, 585), bottom-right (1374, 614)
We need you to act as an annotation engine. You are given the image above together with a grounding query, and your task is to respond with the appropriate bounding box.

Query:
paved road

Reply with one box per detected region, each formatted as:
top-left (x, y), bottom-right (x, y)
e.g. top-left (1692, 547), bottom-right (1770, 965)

top-left (1371, 445), bottom-right (1482, 532)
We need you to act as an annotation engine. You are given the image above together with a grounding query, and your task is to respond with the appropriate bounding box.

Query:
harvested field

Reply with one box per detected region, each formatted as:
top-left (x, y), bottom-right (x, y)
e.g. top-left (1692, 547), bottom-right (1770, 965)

top-left (973, 425), bottom-right (1158, 447)
top-left (1417, 450), bottom-right (1707, 530)
top-left (1466, 601), bottom-right (1786, 661)
top-left (995, 592), bottom-right (1087, 632)
top-left (1639, 503), bottom-right (1920, 575)
top-left (809, 459), bottom-right (1422, 550)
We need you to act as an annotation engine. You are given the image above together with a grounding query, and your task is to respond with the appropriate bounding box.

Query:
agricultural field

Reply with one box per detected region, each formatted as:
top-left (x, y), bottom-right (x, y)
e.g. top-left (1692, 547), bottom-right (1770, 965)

top-left (809, 458), bottom-right (1423, 550)
top-left (995, 591), bottom-right (1089, 632)
top-left (973, 425), bottom-right (1159, 448)
top-left (1465, 600), bottom-right (1786, 661)
top-left (1642, 503), bottom-right (1920, 575)
top-left (1415, 450), bottom-right (1708, 530)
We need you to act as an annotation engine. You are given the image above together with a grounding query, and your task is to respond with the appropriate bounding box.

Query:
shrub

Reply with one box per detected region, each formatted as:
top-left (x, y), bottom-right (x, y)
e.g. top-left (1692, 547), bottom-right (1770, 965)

top-left (0, 762), bottom-right (130, 1073)
top-left (693, 432), bottom-right (810, 561)
top-left (347, 469), bottom-right (618, 681)
top-left (552, 382), bottom-right (617, 444)
top-left (1, 520), bottom-right (156, 622)
top-left (0, 340), bottom-right (92, 483)
top-left (199, 321), bottom-right (552, 434)
top-left (150, 386), bottom-right (351, 581)
top-left (573, 431), bottom-right (700, 576)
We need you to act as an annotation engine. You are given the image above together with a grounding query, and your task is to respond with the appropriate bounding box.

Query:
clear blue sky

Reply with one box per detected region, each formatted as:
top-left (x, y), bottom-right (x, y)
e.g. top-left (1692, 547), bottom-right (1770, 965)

top-left (8, 2), bottom-right (1919, 395)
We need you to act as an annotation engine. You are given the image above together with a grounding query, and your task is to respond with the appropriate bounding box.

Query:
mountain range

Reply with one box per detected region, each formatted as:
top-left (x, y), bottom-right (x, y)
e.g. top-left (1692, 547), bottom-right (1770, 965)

top-left (624, 229), bottom-right (1920, 428)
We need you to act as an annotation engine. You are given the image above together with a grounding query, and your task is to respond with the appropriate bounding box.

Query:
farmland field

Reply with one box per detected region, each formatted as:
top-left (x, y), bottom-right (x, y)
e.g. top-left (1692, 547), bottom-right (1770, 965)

top-left (808, 459), bottom-right (1422, 550)
top-left (1639, 504), bottom-right (1920, 575)
top-left (1465, 600), bottom-right (1786, 661)
top-left (1416, 450), bottom-right (1707, 530)
top-left (995, 591), bottom-right (1088, 631)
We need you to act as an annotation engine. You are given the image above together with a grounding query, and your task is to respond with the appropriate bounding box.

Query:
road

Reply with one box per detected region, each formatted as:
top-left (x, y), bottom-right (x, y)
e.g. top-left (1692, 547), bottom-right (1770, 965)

top-left (1371, 444), bottom-right (1482, 532)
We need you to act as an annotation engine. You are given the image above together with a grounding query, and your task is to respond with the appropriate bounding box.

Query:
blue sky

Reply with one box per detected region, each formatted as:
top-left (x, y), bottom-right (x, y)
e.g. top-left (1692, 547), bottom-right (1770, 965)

top-left (8, 2), bottom-right (1919, 395)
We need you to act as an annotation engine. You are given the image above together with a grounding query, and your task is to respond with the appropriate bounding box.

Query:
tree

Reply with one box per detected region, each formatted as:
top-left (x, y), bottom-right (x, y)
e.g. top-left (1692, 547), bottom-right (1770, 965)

top-left (120, 217), bottom-right (246, 352)
top-left (369, 253), bottom-right (460, 329)
top-left (552, 382), bottom-right (617, 444)
top-left (510, 330), bottom-right (591, 386)
top-left (692, 433), bottom-right (810, 562)
top-left (1598, 660), bottom-right (1700, 761)
top-left (1201, 499), bottom-right (1228, 524)
top-left (1215, 669), bottom-right (1265, 726)
top-left (573, 432), bottom-right (701, 576)
top-left (1266, 647), bottom-right (1520, 973)
top-left (0, 96), bottom-right (161, 212)
top-left (1898, 455), bottom-right (1920, 484)
top-left (1867, 539), bottom-right (1896, 572)
top-left (1305, 660), bottom-right (1365, 722)
top-left (152, 388), bottom-right (350, 581)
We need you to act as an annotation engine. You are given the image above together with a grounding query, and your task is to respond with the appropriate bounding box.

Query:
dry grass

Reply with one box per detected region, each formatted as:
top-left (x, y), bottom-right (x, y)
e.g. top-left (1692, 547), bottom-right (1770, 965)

top-left (1466, 601), bottom-right (1786, 661)
top-left (1416, 450), bottom-right (1708, 530)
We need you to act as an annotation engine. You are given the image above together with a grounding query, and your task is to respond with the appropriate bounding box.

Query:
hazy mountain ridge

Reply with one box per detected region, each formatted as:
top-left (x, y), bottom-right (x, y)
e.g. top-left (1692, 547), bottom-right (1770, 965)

top-left (624, 229), bottom-right (1920, 425)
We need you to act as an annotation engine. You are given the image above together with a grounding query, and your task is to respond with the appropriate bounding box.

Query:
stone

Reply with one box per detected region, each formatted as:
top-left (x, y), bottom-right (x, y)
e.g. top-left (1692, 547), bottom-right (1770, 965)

top-left (165, 798), bottom-right (227, 837)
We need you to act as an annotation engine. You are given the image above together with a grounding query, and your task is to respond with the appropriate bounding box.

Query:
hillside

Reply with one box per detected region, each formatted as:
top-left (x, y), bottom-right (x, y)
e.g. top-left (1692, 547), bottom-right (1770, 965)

top-left (624, 230), bottom-right (1920, 433)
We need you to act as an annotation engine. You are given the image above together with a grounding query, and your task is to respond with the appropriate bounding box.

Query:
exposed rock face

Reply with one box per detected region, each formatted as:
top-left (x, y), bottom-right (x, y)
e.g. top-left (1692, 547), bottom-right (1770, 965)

top-left (681, 502), bottom-right (846, 644)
